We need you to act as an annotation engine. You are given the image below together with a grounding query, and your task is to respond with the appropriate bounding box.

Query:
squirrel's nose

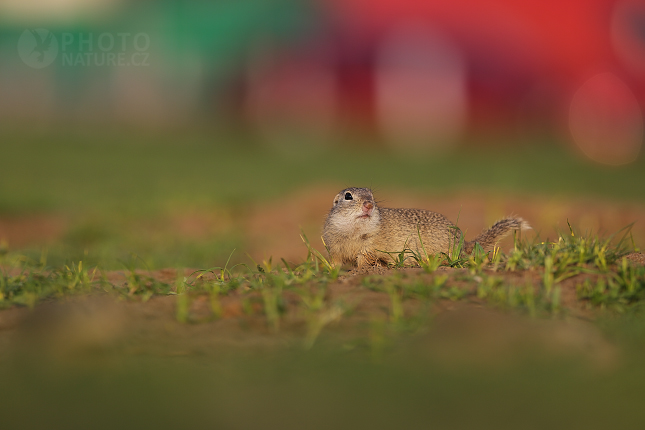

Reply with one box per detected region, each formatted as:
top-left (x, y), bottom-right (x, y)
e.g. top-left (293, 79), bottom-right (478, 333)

top-left (363, 201), bottom-right (374, 211)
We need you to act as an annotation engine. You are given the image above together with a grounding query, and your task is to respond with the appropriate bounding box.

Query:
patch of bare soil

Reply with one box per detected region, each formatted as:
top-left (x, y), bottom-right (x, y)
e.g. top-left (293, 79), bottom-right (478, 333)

top-left (0, 215), bottom-right (66, 248)
top-left (626, 252), bottom-right (645, 265)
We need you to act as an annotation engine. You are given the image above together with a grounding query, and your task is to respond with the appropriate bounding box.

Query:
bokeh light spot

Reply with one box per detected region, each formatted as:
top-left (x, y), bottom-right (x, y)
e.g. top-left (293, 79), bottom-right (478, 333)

top-left (246, 41), bottom-right (337, 152)
top-left (569, 72), bottom-right (643, 165)
top-left (611, 0), bottom-right (645, 76)
top-left (375, 23), bottom-right (466, 152)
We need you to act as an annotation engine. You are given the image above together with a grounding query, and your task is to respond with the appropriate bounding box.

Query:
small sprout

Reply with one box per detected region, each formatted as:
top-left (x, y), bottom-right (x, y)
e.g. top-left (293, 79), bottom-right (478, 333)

top-left (176, 293), bottom-right (190, 323)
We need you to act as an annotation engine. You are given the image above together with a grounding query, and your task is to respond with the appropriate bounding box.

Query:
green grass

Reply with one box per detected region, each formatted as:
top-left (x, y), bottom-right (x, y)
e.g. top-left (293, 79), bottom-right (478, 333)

top-left (1, 130), bottom-right (645, 215)
top-left (2, 200), bottom-right (645, 430)
top-left (3, 130), bottom-right (645, 429)
top-left (1, 235), bottom-right (645, 430)
top-left (2, 223), bottom-right (642, 316)
top-left (21, 223), bottom-right (244, 270)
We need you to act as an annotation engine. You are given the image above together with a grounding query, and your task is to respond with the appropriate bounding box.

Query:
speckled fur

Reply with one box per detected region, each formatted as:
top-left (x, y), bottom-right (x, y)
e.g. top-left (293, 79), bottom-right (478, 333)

top-left (323, 187), bottom-right (530, 268)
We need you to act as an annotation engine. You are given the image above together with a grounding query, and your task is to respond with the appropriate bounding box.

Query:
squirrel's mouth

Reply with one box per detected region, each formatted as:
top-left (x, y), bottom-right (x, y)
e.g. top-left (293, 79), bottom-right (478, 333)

top-left (358, 202), bottom-right (374, 219)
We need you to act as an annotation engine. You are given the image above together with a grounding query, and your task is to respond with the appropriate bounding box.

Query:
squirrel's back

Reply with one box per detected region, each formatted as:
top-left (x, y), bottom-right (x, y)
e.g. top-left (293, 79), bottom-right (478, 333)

top-left (373, 208), bottom-right (456, 256)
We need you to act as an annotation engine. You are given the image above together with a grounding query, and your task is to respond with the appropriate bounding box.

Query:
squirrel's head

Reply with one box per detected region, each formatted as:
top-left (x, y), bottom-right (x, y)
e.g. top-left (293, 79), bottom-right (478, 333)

top-left (327, 187), bottom-right (380, 231)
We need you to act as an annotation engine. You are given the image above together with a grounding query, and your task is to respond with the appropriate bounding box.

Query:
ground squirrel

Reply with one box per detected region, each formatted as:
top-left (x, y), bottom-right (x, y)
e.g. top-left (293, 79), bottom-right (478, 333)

top-left (322, 187), bottom-right (530, 267)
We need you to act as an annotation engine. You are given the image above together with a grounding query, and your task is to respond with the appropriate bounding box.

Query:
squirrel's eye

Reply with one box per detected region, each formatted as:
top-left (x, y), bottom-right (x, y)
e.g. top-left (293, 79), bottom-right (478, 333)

top-left (344, 192), bottom-right (353, 200)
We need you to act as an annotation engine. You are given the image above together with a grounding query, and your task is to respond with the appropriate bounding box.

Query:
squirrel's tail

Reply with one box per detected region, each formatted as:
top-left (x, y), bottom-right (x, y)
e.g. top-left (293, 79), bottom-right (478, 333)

top-left (463, 218), bottom-right (531, 254)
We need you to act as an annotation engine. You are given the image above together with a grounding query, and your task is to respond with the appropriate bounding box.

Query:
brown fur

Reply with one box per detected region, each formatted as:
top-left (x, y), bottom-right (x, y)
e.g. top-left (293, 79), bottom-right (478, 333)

top-left (322, 187), bottom-right (530, 267)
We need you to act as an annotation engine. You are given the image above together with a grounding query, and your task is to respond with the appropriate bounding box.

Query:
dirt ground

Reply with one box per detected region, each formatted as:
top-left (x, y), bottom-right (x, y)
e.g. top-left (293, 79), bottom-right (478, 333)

top-left (1, 186), bottom-right (643, 365)
top-left (1, 255), bottom-right (642, 369)
top-left (1, 185), bottom-right (645, 263)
